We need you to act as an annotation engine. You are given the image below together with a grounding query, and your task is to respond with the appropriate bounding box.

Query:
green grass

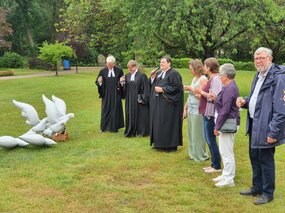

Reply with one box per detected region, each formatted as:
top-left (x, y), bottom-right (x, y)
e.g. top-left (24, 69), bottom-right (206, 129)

top-left (0, 70), bottom-right (284, 212)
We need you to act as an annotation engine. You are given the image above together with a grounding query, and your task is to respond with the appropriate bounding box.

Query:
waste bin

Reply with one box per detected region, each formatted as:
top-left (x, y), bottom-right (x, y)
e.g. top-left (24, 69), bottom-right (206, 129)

top-left (63, 60), bottom-right (71, 70)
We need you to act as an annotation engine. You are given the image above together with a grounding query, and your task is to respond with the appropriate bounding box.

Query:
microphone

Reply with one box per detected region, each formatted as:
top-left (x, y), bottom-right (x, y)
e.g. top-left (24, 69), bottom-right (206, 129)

top-left (150, 67), bottom-right (160, 76)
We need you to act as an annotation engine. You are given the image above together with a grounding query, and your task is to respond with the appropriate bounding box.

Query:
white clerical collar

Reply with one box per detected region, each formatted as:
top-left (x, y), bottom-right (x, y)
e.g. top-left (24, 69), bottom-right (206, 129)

top-left (130, 69), bottom-right (138, 81)
top-left (108, 68), bottom-right (115, 77)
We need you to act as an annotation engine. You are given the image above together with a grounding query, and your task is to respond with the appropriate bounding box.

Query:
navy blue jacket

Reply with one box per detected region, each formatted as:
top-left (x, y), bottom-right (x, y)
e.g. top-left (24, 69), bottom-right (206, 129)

top-left (243, 64), bottom-right (285, 148)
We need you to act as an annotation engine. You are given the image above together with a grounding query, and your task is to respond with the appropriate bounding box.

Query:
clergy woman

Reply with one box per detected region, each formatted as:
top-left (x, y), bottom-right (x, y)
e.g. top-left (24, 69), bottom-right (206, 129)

top-left (150, 56), bottom-right (184, 152)
top-left (120, 60), bottom-right (150, 137)
top-left (95, 55), bottom-right (124, 132)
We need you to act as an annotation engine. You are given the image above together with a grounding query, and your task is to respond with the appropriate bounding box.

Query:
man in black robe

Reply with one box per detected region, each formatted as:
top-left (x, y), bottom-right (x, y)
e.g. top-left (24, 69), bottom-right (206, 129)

top-left (120, 60), bottom-right (150, 137)
top-left (95, 55), bottom-right (124, 132)
top-left (150, 56), bottom-right (184, 151)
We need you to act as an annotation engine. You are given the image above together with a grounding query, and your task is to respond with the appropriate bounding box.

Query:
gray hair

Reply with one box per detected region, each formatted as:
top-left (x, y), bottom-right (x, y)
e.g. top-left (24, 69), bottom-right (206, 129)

top-left (127, 60), bottom-right (138, 68)
top-left (219, 63), bottom-right (236, 79)
top-left (254, 47), bottom-right (273, 57)
top-left (106, 55), bottom-right (116, 63)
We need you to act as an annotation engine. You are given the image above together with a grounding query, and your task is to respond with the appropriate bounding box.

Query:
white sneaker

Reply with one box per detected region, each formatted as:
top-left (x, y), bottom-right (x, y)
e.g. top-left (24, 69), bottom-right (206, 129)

top-left (212, 175), bottom-right (223, 182)
top-left (215, 179), bottom-right (235, 187)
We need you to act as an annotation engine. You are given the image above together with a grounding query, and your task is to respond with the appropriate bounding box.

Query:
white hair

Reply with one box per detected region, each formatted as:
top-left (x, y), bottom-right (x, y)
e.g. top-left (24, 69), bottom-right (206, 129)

top-left (254, 47), bottom-right (273, 57)
top-left (219, 63), bottom-right (236, 79)
top-left (106, 55), bottom-right (116, 63)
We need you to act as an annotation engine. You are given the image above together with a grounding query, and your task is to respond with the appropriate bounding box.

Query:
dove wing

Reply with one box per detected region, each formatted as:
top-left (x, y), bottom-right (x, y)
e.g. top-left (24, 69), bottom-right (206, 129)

top-left (13, 100), bottom-right (40, 126)
top-left (52, 95), bottom-right (66, 117)
top-left (42, 94), bottom-right (59, 125)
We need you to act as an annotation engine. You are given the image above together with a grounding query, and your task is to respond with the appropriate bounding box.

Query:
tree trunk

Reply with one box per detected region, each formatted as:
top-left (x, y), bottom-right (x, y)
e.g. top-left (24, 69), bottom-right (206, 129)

top-left (16, 0), bottom-right (35, 49)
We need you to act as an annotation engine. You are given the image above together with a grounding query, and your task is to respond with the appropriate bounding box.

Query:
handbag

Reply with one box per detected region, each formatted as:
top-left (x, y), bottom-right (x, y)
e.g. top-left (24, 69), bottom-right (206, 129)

top-left (220, 118), bottom-right (237, 133)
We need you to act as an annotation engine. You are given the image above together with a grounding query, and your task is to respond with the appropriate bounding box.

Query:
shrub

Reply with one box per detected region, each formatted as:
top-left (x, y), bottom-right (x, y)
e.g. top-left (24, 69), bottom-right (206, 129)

top-left (0, 52), bottom-right (23, 68)
top-left (28, 58), bottom-right (55, 70)
top-left (233, 61), bottom-right (255, 71)
top-left (218, 58), bottom-right (234, 65)
top-left (172, 58), bottom-right (191, 68)
top-left (0, 70), bottom-right (14, 76)
top-left (218, 58), bottom-right (255, 71)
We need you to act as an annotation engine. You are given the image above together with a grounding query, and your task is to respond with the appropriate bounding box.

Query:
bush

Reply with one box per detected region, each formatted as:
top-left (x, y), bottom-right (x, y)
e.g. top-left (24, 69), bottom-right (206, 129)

top-left (172, 58), bottom-right (191, 68)
top-left (218, 58), bottom-right (255, 71)
top-left (233, 61), bottom-right (255, 71)
top-left (28, 58), bottom-right (55, 70)
top-left (0, 52), bottom-right (24, 68)
top-left (0, 70), bottom-right (14, 77)
top-left (218, 58), bottom-right (234, 65)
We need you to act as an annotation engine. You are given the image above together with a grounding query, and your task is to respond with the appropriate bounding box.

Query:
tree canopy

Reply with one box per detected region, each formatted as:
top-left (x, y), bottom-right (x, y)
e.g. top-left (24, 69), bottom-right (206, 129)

top-left (1, 0), bottom-right (285, 64)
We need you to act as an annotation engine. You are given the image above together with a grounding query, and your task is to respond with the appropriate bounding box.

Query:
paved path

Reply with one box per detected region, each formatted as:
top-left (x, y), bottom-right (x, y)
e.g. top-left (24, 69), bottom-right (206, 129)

top-left (0, 67), bottom-right (101, 80)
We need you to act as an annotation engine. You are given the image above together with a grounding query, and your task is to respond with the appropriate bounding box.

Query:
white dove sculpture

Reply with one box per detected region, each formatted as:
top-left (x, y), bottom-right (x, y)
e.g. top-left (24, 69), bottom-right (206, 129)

top-left (0, 136), bottom-right (29, 148)
top-left (19, 134), bottom-right (57, 146)
top-left (0, 94), bottom-right (75, 148)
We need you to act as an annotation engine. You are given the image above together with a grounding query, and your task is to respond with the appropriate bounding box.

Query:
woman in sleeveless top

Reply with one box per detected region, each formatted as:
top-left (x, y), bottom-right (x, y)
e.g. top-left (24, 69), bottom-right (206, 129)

top-left (183, 59), bottom-right (209, 162)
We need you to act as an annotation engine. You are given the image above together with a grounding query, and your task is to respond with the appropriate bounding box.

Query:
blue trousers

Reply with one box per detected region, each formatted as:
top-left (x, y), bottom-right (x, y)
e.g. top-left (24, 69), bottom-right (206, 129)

top-left (203, 116), bottom-right (221, 170)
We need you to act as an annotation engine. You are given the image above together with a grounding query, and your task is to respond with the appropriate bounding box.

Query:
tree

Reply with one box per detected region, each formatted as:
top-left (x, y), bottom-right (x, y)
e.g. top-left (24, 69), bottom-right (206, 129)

top-left (56, 0), bottom-right (131, 63)
top-left (0, 7), bottom-right (13, 50)
top-left (0, 0), bottom-right (64, 56)
top-left (107, 0), bottom-right (281, 59)
top-left (38, 42), bottom-right (75, 76)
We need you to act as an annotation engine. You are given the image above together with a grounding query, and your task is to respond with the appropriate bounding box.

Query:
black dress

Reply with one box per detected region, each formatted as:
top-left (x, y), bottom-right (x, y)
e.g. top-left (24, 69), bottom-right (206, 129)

top-left (95, 66), bottom-right (124, 132)
top-left (121, 71), bottom-right (150, 137)
top-left (150, 68), bottom-right (184, 150)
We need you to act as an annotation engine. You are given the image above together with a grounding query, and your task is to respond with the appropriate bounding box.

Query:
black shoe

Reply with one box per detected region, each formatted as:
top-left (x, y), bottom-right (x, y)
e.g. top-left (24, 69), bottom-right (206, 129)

top-left (240, 188), bottom-right (262, 196)
top-left (253, 195), bottom-right (273, 205)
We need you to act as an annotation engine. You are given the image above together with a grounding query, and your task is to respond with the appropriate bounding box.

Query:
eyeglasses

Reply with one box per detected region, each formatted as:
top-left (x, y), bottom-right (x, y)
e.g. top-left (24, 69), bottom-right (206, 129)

top-left (254, 56), bottom-right (268, 61)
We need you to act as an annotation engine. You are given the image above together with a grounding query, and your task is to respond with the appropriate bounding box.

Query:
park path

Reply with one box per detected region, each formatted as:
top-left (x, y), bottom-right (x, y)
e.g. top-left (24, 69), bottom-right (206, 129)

top-left (0, 67), bottom-right (101, 80)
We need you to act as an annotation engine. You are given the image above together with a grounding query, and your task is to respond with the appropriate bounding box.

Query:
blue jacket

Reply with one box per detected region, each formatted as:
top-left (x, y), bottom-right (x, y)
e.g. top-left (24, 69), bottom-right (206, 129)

top-left (244, 64), bottom-right (285, 148)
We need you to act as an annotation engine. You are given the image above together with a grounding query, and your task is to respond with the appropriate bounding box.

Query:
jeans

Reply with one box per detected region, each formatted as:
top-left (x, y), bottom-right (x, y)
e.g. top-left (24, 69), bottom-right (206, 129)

top-left (204, 116), bottom-right (221, 170)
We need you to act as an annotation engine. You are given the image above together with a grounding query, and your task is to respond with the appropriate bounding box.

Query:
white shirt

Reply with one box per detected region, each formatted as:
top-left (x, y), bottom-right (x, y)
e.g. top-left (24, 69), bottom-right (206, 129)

top-left (157, 71), bottom-right (166, 79)
top-left (130, 69), bottom-right (138, 81)
top-left (248, 66), bottom-right (270, 118)
top-left (108, 68), bottom-right (115, 77)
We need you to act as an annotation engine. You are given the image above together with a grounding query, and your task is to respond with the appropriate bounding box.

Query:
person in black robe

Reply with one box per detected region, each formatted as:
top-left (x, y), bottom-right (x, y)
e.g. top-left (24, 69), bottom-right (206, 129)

top-left (95, 55), bottom-right (124, 132)
top-left (150, 56), bottom-right (184, 152)
top-left (120, 60), bottom-right (150, 137)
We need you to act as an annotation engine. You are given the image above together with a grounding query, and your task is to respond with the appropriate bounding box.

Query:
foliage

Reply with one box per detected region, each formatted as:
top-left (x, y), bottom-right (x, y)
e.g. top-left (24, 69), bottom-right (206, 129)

top-left (1, 0), bottom-right (64, 56)
top-left (218, 58), bottom-right (235, 65)
top-left (57, 0), bottom-right (130, 63)
top-left (121, 49), bottom-right (165, 67)
top-left (172, 58), bottom-right (191, 68)
top-left (28, 57), bottom-right (55, 70)
top-left (38, 41), bottom-right (75, 75)
top-left (233, 61), bottom-right (255, 71)
top-left (0, 70), bottom-right (14, 76)
top-left (0, 7), bottom-right (13, 49)
top-left (0, 52), bottom-right (23, 68)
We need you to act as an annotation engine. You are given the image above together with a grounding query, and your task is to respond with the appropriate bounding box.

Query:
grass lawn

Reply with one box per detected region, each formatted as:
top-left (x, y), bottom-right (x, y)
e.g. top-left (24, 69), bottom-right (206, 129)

top-left (0, 69), bottom-right (284, 212)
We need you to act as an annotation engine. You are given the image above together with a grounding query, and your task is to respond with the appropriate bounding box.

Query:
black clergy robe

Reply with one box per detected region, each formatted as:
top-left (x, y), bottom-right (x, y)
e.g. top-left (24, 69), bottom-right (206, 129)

top-left (95, 66), bottom-right (124, 132)
top-left (150, 68), bottom-right (184, 149)
top-left (121, 71), bottom-right (150, 137)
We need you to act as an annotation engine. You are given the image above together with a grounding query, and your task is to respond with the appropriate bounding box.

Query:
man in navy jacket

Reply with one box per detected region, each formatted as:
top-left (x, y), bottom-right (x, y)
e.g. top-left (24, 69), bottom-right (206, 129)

top-left (236, 47), bottom-right (285, 205)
